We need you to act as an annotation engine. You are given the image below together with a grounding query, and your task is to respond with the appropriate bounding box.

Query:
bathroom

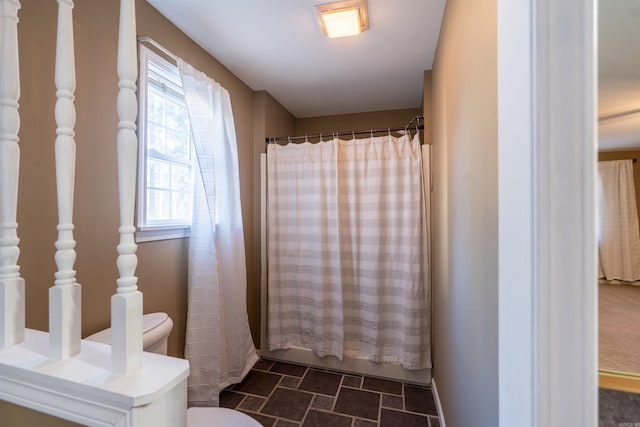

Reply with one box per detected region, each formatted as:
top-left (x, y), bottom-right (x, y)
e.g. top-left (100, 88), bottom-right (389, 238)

top-left (0, 0), bottom-right (607, 425)
top-left (1, 0), bottom-right (438, 425)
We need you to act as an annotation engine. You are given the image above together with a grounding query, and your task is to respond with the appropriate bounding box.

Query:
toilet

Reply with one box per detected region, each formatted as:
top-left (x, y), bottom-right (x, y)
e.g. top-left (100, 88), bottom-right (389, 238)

top-left (85, 313), bottom-right (261, 427)
top-left (85, 312), bottom-right (174, 354)
top-left (188, 407), bottom-right (262, 427)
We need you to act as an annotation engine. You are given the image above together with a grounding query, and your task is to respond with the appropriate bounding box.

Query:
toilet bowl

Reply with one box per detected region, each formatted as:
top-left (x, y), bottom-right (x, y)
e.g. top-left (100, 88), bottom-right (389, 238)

top-left (187, 407), bottom-right (262, 427)
top-left (85, 312), bottom-right (174, 354)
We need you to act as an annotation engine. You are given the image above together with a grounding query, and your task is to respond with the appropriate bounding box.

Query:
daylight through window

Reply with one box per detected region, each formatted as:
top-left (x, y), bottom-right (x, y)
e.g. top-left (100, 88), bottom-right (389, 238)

top-left (136, 45), bottom-right (193, 241)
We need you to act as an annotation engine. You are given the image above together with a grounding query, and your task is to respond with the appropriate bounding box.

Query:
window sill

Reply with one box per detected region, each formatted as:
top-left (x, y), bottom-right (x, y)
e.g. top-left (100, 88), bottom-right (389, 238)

top-left (135, 225), bottom-right (190, 243)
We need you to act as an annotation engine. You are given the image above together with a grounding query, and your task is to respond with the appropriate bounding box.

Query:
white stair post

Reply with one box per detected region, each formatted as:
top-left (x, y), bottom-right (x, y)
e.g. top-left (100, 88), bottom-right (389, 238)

top-left (0, 0), bottom-right (24, 350)
top-left (49, 0), bottom-right (81, 360)
top-left (112, 0), bottom-right (143, 374)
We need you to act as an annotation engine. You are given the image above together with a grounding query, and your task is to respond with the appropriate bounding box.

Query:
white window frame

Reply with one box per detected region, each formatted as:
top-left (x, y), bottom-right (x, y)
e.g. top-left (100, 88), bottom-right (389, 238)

top-left (136, 45), bottom-right (192, 242)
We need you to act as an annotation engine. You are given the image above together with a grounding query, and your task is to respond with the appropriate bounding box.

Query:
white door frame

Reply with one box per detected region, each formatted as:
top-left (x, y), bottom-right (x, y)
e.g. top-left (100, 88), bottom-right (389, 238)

top-left (498, 0), bottom-right (597, 426)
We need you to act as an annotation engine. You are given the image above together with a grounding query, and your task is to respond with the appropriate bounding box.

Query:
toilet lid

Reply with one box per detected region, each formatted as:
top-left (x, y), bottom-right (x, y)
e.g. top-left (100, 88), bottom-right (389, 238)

top-left (187, 407), bottom-right (262, 427)
top-left (85, 312), bottom-right (169, 344)
top-left (142, 312), bottom-right (169, 333)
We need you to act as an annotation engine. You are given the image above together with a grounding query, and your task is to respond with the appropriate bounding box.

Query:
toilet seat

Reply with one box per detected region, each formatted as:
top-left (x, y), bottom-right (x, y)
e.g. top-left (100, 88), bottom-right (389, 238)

top-left (187, 407), bottom-right (262, 427)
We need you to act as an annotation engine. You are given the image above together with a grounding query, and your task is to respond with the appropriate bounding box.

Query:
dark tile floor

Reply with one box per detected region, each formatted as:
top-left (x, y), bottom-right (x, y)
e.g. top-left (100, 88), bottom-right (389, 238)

top-left (221, 359), bottom-right (440, 427)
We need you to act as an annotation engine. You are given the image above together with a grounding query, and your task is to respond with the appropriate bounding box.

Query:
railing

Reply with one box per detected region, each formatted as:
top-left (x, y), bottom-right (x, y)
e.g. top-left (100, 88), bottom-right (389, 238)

top-left (0, 1), bottom-right (189, 425)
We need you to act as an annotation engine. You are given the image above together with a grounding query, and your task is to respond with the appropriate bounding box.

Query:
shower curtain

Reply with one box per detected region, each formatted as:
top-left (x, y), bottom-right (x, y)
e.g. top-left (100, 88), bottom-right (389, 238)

top-left (179, 59), bottom-right (258, 406)
top-left (598, 159), bottom-right (640, 281)
top-left (267, 133), bottom-right (430, 370)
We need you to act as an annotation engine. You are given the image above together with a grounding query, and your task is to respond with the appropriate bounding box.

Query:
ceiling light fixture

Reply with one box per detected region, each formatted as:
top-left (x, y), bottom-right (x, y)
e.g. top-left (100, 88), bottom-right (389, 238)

top-left (315, 0), bottom-right (369, 39)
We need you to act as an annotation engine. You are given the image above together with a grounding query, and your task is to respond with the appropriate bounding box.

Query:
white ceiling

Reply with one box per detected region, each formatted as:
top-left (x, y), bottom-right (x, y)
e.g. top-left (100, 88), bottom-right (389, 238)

top-left (598, 0), bottom-right (640, 150)
top-left (145, 0), bottom-right (445, 118)
top-left (146, 0), bottom-right (640, 148)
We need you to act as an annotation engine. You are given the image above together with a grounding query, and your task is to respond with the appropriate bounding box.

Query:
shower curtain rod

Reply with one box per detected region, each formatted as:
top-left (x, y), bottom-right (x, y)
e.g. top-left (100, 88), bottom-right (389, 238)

top-left (266, 115), bottom-right (424, 144)
top-left (404, 114), bottom-right (423, 129)
top-left (265, 126), bottom-right (424, 144)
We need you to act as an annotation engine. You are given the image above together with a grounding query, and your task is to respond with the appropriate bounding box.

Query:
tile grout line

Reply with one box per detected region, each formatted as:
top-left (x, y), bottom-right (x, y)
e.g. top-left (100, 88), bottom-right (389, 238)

top-left (296, 366), bottom-right (314, 426)
top-left (377, 386), bottom-right (383, 426)
top-left (298, 388), bottom-right (316, 426)
top-left (298, 366), bottom-right (312, 425)
top-left (262, 369), bottom-right (284, 425)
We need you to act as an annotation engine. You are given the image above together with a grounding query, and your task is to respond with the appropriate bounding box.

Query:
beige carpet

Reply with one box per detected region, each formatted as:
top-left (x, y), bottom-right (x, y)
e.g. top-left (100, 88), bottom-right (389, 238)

top-left (599, 282), bottom-right (640, 374)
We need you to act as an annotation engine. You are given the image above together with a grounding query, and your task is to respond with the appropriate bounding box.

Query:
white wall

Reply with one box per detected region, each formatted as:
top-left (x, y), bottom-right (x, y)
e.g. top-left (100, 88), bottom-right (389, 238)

top-left (431, 0), bottom-right (498, 426)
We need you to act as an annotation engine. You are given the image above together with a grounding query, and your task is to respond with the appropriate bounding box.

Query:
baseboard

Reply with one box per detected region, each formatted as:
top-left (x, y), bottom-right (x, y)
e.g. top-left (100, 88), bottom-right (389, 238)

top-left (431, 377), bottom-right (446, 427)
top-left (599, 370), bottom-right (640, 394)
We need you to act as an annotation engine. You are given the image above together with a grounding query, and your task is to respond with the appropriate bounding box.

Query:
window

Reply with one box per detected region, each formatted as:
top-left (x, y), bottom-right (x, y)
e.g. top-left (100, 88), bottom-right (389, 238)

top-left (136, 45), bottom-right (193, 242)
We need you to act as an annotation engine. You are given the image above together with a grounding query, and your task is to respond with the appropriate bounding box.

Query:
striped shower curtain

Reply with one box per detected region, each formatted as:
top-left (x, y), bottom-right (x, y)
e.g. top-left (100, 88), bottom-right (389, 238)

top-left (267, 134), bottom-right (430, 370)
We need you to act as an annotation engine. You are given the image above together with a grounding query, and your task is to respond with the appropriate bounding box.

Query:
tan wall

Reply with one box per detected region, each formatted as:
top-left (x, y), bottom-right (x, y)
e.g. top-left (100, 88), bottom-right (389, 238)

top-left (0, 402), bottom-right (83, 427)
top-left (598, 150), bottom-right (640, 218)
top-left (265, 94), bottom-right (298, 137)
top-left (431, 0), bottom-right (498, 426)
top-left (295, 108), bottom-right (422, 139)
top-left (423, 71), bottom-right (433, 145)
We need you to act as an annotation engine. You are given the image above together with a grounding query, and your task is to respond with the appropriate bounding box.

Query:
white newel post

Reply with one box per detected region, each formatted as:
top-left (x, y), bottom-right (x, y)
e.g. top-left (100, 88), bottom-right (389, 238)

top-left (49, 0), bottom-right (81, 360)
top-left (0, 0), bottom-right (24, 350)
top-left (112, 0), bottom-right (143, 374)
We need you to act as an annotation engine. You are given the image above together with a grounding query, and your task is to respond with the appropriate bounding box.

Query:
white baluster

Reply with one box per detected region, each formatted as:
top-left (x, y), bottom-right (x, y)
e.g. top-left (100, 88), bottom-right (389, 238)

top-left (49, 0), bottom-right (81, 360)
top-left (112, 0), bottom-right (142, 374)
top-left (0, 0), bottom-right (24, 350)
